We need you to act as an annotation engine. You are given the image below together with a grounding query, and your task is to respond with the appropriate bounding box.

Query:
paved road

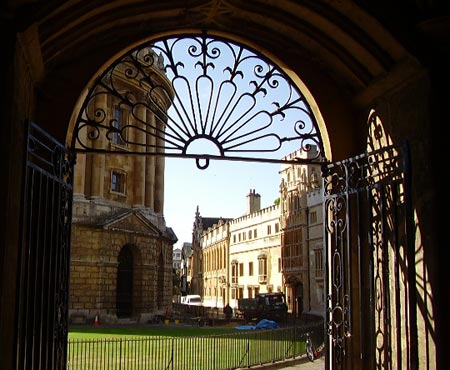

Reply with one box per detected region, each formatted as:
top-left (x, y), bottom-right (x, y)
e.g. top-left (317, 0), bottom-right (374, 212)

top-left (274, 356), bottom-right (325, 369)
top-left (245, 356), bottom-right (325, 370)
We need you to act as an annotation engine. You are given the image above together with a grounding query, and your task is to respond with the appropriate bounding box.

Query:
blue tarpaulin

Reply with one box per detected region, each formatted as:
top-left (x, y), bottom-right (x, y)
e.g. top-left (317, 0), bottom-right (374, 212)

top-left (234, 319), bottom-right (279, 330)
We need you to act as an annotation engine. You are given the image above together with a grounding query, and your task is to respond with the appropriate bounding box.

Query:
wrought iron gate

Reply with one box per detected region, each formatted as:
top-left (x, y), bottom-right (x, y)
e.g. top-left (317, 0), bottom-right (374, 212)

top-left (323, 143), bottom-right (418, 370)
top-left (16, 122), bottom-right (74, 370)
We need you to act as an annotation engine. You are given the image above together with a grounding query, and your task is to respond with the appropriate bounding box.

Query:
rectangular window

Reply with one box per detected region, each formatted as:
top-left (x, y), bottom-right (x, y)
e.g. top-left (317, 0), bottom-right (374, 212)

top-left (238, 287), bottom-right (244, 299)
top-left (254, 228), bottom-right (257, 238)
top-left (310, 211), bottom-right (317, 224)
top-left (247, 287), bottom-right (253, 298)
top-left (315, 249), bottom-right (324, 278)
top-left (112, 106), bottom-right (127, 145)
top-left (248, 230), bottom-right (252, 239)
top-left (231, 262), bottom-right (238, 284)
top-left (111, 171), bottom-right (126, 194)
top-left (239, 263), bottom-right (244, 276)
top-left (249, 262), bottom-right (254, 276)
top-left (258, 255), bottom-right (267, 284)
top-left (275, 223), bottom-right (279, 233)
top-left (267, 225), bottom-right (272, 235)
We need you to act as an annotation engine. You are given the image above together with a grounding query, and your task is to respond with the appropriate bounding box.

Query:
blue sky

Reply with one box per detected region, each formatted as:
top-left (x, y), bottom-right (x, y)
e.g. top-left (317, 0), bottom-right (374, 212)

top-left (164, 157), bottom-right (282, 249)
top-left (155, 35), bottom-right (318, 248)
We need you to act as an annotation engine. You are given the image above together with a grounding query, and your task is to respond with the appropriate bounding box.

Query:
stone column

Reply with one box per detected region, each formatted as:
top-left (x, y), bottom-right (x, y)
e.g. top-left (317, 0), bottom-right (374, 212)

top-left (89, 93), bottom-right (106, 199)
top-left (133, 105), bottom-right (146, 207)
top-left (154, 117), bottom-right (165, 214)
top-left (73, 152), bottom-right (86, 199)
top-left (145, 110), bottom-right (156, 210)
top-left (72, 96), bottom-right (87, 199)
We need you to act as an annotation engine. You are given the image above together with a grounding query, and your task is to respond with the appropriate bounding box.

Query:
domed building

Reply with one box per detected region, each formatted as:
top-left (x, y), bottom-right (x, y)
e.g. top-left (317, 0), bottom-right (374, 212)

top-left (69, 49), bottom-right (177, 324)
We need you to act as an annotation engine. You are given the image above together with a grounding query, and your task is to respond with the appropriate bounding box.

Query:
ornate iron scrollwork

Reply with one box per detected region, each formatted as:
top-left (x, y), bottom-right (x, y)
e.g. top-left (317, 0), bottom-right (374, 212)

top-left (323, 139), bottom-right (412, 370)
top-left (71, 31), bottom-right (325, 168)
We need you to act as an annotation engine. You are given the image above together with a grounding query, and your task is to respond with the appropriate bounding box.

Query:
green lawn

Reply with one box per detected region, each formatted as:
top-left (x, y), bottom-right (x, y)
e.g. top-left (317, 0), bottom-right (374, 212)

top-left (69, 325), bottom-right (238, 339)
top-left (67, 325), bottom-right (307, 370)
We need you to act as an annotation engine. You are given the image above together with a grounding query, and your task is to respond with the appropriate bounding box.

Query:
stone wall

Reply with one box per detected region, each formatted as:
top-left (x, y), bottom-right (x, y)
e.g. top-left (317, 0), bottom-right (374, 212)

top-left (70, 220), bottom-right (173, 323)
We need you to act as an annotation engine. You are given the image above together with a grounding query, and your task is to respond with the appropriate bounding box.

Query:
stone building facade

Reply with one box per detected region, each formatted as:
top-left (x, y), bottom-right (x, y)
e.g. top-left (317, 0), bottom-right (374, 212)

top-left (306, 189), bottom-right (325, 315)
top-left (69, 51), bottom-right (177, 323)
top-left (189, 207), bottom-right (231, 298)
top-left (198, 149), bottom-right (323, 316)
top-left (228, 195), bottom-right (282, 309)
top-left (202, 220), bottom-right (229, 308)
top-left (279, 147), bottom-right (323, 316)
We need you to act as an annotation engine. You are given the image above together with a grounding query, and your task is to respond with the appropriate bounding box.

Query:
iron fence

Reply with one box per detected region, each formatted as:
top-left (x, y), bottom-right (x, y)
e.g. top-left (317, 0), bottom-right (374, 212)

top-left (67, 322), bottom-right (323, 370)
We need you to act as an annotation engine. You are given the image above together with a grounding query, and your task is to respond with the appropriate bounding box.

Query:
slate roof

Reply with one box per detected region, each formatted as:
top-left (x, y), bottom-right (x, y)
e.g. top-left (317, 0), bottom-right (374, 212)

top-left (201, 217), bottom-right (232, 230)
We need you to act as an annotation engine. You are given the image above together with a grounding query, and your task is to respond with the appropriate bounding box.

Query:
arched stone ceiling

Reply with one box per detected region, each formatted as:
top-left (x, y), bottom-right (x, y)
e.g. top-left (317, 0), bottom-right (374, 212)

top-left (34, 0), bottom-right (410, 96)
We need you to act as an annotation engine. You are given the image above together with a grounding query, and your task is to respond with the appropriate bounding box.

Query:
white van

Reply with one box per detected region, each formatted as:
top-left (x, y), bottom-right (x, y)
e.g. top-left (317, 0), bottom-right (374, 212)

top-left (180, 295), bottom-right (202, 306)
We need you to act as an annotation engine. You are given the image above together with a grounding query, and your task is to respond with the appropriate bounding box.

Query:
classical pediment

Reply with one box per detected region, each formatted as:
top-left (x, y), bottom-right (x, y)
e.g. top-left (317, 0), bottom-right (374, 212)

top-left (102, 210), bottom-right (161, 236)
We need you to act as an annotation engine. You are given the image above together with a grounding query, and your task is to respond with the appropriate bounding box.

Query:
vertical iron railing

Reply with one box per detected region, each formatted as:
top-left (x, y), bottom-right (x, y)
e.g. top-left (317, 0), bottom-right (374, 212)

top-left (67, 322), bottom-right (323, 370)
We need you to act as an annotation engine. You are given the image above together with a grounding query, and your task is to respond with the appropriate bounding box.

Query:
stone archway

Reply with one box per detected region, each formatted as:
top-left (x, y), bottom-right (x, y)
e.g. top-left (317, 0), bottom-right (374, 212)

top-left (3, 2), bottom-right (442, 369)
top-left (66, 30), bottom-right (333, 326)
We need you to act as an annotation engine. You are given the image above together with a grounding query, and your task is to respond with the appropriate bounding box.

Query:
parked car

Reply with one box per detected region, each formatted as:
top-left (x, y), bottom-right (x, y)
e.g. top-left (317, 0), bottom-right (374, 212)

top-left (180, 294), bottom-right (202, 306)
top-left (238, 292), bottom-right (288, 322)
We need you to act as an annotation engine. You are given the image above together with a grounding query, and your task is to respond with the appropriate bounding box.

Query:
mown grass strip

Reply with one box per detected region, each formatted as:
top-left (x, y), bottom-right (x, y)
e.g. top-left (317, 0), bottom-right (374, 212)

top-left (67, 326), bottom-right (307, 370)
top-left (69, 325), bottom-right (238, 339)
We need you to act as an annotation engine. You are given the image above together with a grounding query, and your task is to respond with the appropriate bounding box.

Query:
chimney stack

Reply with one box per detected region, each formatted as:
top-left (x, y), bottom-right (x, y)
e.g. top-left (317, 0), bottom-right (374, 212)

top-left (247, 189), bottom-right (261, 214)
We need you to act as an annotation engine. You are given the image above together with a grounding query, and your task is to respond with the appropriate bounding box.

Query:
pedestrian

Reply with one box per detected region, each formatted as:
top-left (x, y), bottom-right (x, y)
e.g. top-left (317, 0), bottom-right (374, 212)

top-left (223, 303), bottom-right (232, 320)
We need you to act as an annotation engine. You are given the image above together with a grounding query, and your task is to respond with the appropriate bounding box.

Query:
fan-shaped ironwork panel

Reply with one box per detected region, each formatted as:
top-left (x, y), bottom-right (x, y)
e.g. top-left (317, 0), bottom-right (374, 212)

top-left (71, 31), bottom-right (325, 168)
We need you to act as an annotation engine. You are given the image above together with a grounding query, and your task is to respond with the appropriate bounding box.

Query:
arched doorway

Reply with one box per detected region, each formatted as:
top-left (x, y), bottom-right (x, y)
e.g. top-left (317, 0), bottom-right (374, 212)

top-left (116, 245), bottom-right (134, 318)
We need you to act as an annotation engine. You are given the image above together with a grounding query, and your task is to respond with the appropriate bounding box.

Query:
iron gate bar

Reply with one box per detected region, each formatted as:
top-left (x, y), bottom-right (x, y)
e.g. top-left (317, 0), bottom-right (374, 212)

top-left (391, 184), bottom-right (402, 370)
top-left (71, 148), bottom-right (324, 165)
top-left (403, 142), bottom-right (418, 370)
top-left (71, 31), bottom-right (325, 168)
